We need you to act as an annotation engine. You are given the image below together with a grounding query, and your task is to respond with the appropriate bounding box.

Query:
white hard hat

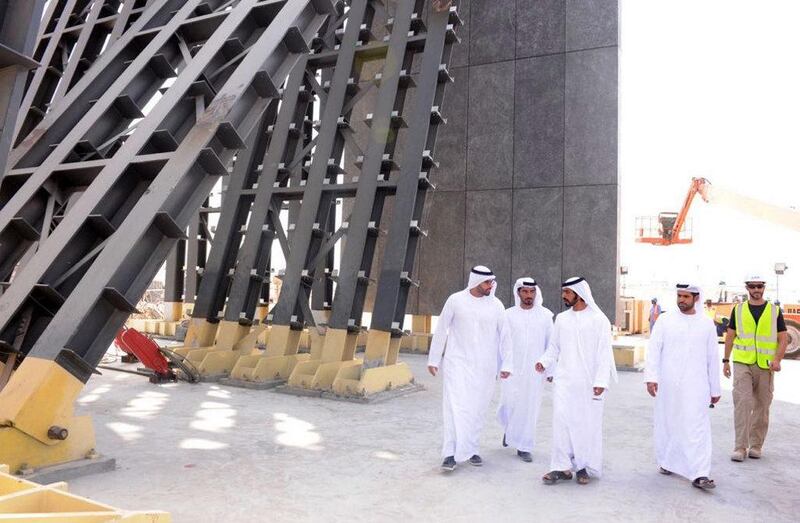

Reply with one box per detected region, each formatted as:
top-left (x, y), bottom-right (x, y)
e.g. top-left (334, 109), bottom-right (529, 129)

top-left (744, 274), bottom-right (766, 283)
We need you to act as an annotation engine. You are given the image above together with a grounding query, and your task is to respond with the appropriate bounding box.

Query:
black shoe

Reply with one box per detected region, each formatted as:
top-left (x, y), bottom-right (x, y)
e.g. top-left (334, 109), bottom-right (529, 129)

top-left (576, 468), bottom-right (590, 485)
top-left (441, 456), bottom-right (456, 471)
top-left (517, 450), bottom-right (532, 462)
top-left (502, 434), bottom-right (508, 447)
top-left (468, 454), bottom-right (483, 467)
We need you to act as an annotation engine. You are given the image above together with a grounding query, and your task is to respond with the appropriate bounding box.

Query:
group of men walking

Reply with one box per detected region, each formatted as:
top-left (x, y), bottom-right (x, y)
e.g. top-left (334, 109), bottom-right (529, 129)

top-left (428, 267), bottom-right (788, 490)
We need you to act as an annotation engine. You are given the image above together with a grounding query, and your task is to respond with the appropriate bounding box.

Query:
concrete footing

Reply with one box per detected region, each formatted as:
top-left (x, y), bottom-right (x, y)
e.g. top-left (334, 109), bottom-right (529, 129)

top-left (20, 455), bottom-right (116, 484)
top-left (274, 382), bottom-right (425, 404)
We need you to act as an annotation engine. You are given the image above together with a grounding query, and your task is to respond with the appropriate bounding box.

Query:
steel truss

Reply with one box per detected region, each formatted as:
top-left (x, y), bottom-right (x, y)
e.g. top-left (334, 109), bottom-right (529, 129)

top-left (0, 0), bottom-right (336, 473)
top-left (172, 0), bottom-right (459, 397)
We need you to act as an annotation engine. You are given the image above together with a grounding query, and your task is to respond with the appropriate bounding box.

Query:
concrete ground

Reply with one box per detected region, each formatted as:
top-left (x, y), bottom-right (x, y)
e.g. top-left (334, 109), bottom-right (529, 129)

top-left (66, 347), bottom-right (799, 522)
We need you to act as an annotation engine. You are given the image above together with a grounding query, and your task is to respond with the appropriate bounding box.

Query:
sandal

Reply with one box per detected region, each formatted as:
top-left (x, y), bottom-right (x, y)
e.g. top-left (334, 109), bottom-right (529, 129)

top-left (542, 470), bottom-right (573, 485)
top-left (692, 477), bottom-right (716, 490)
top-left (576, 468), bottom-right (590, 485)
top-left (659, 467), bottom-right (672, 475)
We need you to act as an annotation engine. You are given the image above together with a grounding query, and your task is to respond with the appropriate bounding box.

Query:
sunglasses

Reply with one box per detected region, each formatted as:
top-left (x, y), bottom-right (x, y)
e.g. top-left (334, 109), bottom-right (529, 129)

top-left (746, 284), bottom-right (764, 290)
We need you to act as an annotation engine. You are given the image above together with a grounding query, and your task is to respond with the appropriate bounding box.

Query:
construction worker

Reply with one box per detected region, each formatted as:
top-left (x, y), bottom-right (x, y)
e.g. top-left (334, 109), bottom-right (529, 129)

top-left (648, 298), bottom-right (662, 334)
top-left (723, 274), bottom-right (789, 462)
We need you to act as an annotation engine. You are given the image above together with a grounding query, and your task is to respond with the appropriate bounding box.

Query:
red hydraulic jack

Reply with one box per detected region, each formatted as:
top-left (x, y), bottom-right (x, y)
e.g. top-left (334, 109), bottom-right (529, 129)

top-left (108, 327), bottom-right (199, 383)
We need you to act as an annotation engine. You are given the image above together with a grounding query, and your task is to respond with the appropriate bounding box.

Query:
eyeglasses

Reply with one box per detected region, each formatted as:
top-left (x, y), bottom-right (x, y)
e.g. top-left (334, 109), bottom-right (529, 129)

top-left (746, 284), bottom-right (764, 290)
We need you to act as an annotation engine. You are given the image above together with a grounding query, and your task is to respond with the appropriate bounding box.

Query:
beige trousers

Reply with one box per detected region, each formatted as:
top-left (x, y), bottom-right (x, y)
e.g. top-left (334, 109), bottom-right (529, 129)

top-left (732, 362), bottom-right (774, 451)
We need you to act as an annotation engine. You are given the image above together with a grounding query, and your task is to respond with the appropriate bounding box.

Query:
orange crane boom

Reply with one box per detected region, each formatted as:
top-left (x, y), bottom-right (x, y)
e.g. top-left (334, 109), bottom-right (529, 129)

top-left (636, 177), bottom-right (710, 246)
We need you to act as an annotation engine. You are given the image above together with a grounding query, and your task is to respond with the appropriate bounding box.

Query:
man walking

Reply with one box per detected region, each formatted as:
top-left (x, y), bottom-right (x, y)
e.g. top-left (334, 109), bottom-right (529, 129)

top-left (535, 277), bottom-right (616, 485)
top-left (497, 277), bottom-right (553, 462)
top-left (649, 298), bottom-right (662, 334)
top-left (723, 274), bottom-right (789, 461)
top-left (428, 266), bottom-right (513, 471)
top-left (645, 283), bottom-right (721, 490)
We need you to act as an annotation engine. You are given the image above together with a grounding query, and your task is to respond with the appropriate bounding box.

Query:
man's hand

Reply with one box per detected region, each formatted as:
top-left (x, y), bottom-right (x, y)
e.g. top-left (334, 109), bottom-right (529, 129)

top-left (535, 362), bottom-right (545, 374)
top-left (427, 365), bottom-right (438, 377)
top-left (710, 396), bottom-right (721, 404)
top-left (593, 387), bottom-right (605, 396)
top-left (723, 362), bottom-right (731, 379)
top-left (499, 371), bottom-right (511, 379)
top-left (646, 382), bottom-right (658, 397)
top-left (769, 359), bottom-right (782, 372)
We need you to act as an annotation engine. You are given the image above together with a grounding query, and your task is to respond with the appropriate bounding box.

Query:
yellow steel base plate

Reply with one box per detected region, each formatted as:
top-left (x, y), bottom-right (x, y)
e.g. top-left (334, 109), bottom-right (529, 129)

top-left (0, 464), bottom-right (169, 521)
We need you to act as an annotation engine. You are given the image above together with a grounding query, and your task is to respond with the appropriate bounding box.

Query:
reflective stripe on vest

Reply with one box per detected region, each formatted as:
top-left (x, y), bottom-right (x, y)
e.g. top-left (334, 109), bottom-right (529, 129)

top-left (732, 302), bottom-right (778, 369)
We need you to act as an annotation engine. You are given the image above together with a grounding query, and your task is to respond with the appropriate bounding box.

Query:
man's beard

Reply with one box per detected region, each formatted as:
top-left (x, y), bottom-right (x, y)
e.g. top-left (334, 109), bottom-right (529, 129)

top-left (677, 302), bottom-right (694, 312)
top-left (563, 297), bottom-right (577, 307)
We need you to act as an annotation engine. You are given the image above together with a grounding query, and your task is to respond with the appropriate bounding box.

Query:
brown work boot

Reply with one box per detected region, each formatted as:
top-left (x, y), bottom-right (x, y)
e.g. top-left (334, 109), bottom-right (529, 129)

top-left (748, 447), bottom-right (762, 459)
top-left (730, 449), bottom-right (746, 462)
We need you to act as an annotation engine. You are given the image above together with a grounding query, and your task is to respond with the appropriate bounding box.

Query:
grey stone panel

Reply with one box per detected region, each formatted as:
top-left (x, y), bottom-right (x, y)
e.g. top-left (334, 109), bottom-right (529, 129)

top-left (450, 0), bottom-right (471, 68)
top-left (511, 187), bottom-right (563, 312)
top-left (464, 189), bottom-right (513, 306)
top-left (562, 184), bottom-right (618, 319)
top-left (516, 0), bottom-right (565, 58)
top-left (466, 61), bottom-right (515, 191)
top-left (431, 66), bottom-right (467, 191)
top-left (417, 191), bottom-right (466, 315)
top-left (564, 46), bottom-right (617, 186)
top-left (566, 0), bottom-right (618, 51)
top-left (469, 0), bottom-right (515, 66)
top-left (514, 54), bottom-right (565, 188)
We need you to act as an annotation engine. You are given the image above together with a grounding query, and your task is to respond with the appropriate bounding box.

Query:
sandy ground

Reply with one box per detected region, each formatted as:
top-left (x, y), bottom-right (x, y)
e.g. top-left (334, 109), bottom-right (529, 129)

top-left (66, 348), bottom-right (799, 522)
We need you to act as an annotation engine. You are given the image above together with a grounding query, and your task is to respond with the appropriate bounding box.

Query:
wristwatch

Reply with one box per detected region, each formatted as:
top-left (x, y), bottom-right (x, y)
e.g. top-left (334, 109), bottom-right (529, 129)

top-left (722, 358), bottom-right (730, 363)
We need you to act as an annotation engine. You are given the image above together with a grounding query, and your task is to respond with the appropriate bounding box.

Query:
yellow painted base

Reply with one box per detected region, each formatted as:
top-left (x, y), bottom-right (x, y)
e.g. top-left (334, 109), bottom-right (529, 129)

top-left (319, 328), bottom-right (358, 363)
top-left (287, 359), bottom-right (367, 391)
top-left (173, 321), bottom-right (255, 377)
top-left (255, 306), bottom-right (269, 323)
top-left (193, 349), bottom-right (246, 377)
top-left (613, 344), bottom-right (645, 367)
top-left (399, 333), bottom-right (431, 353)
top-left (164, 301), bottom-right (183, 322)
top-left (0, 463), bottom-right (170, 521)
top-left (180, 319), bottom-right (219, 350)
top-left (363, 329), bottom-right (396, 366)
top-left (331, 362), bottom-right (415, 397)
top-left (0, 419), bottom-right (96, 475)
top-left (0, 357), bottom-right (97, 474)
top-left (212, 321), bottom-right (251, 351)
top-left (257, 326), bottom-right (271, 346)
top-left (287, 359), bottom-right (322, 389)
top-left (229, 354), bottom-right (311, 382)
top-left (266, 325), bottom-right (302, 357)
top-left (233, 324), bottom-right (267, 352)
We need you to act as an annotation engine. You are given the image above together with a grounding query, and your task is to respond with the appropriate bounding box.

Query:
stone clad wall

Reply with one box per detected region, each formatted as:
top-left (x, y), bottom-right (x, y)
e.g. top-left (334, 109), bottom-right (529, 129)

top-left (411, 0), bottom-right (619, 318)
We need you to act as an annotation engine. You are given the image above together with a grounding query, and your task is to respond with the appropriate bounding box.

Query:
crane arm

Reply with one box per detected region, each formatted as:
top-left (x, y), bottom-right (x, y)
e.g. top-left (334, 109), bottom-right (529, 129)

top-left (670, 177), bottom-right (710, 242)
top-left (702, 182), bottom-right (800, 232)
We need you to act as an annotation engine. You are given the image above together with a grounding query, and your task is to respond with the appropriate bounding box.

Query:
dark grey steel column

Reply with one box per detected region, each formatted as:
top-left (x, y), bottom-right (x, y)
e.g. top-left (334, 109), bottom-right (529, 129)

top-left (370, 3), bottom-right (455, 335)
top-left (0, 0), bottom-right (46, 175)
top-left (269, 0), bottom-right (371, 328)
top-left (191, 103), bottom-right (277, 322)
top-left (0, 0), bottom-right (334, 377)
top-left (224, 57), bottom-right (312, 324)
top-left (327, 0), bottom-right (420, 330)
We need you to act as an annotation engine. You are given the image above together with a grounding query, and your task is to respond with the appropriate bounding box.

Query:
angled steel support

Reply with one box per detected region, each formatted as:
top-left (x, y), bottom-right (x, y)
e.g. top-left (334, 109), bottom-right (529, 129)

top-left (0, 0), bottom-right (335, 473)
top-left (0, 0), bottom-right (46, 177)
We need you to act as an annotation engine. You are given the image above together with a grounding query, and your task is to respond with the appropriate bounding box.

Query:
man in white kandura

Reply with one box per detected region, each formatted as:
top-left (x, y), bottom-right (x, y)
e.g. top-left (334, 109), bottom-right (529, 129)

top-left (645, 283), bottom-right (721, 490)
top-left (428, 265), bottom-right (513, 472)
top-left (535, 277), bottom-right (617, 485)
top-left (497, 277), bottom-right (553, 462)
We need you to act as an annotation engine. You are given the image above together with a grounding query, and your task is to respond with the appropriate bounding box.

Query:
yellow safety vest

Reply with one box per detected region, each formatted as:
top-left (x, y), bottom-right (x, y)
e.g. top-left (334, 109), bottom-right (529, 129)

top-left (732, 302), bottom-right (779, 370)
